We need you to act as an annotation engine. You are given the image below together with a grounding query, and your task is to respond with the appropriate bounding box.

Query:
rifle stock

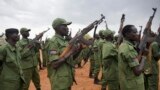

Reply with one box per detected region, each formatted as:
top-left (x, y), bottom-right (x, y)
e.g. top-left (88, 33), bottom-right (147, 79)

top-left (59, 14), bottom-right (105, 59)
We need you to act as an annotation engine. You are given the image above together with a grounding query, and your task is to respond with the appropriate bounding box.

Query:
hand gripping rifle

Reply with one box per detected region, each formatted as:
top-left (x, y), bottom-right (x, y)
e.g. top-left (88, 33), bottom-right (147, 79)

top-left (27, 28), bottom-right (50, 48)
top-left (138, 8), bottom-right (157, 61)
top-left (59, 14), bottom-right (105, 59)
top-left (116, 14), bottom-right (125, 46)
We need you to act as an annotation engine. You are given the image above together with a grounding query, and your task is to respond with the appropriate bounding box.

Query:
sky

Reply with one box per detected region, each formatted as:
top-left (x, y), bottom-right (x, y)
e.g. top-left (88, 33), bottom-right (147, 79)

top-left (0, 0), bottom-right (159, 40)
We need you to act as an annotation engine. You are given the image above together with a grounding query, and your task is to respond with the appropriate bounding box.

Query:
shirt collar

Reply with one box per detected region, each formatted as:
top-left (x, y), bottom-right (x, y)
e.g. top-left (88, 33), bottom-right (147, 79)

top-left (54, 33), bottom-right (65, 40)
top-left (6, 42), bottom-right (16, 52)
top-left (123, 39), bottom-right (134, 47)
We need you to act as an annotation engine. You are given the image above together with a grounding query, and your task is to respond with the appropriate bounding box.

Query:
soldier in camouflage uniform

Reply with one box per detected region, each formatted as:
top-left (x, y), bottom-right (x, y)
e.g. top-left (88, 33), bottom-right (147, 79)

top-left (0, 28), bottom-right (25, 90)
top-left (47, 18), bottom-right (80, 90)
top-left (93, 31), bottom-right (102, 84)
top-left (101, 29), bottom-right (119, 90)
top-left (17, 28), bottom-right (41, 90)
top-left (144, 40), bottom-right (160, 90)
top-left (118, 25), bottom-right (146, 90)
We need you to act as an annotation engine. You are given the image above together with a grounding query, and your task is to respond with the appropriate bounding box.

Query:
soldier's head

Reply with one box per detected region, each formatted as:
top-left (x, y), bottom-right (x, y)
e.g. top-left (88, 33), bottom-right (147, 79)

top-left (103, 29), bottom-right (115, 41)
top-left (20, 27), bottom-right (30, 38)
top-left (5, 28), bottom-right (19, 42)
top-left (52, 18), bottom-right (72, 36)
top-left (99, 30), bottom-right (104, 39)
top-left (122, 25), bottom-right (139, 42)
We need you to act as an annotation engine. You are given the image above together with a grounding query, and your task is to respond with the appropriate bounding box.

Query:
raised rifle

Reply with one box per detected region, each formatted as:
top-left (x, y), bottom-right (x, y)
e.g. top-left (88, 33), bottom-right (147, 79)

top-left (104, 20), bottom-right (109, 30)
top-left (116, 14), bottom-right (125, 46)
top-left (138, 8), bottom-right (157, 61)
top-left (59, 14), bottom-right (105, 59)
top-left (27, 28), bottom-right (50, 48)
top-left (138, 26), bottom-right (143, 44)
top-left (65, 29), bottom-right (72, 41)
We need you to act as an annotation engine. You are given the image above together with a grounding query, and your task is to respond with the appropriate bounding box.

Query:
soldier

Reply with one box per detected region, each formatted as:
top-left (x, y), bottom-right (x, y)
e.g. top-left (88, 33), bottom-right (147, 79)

top-left (93, 31), bottom-right (102, 84)
top-left (101, 30), bottom-right (119, 90)
top-left (43, 38), bottom-right (50, 67)
top-left (47, 18), bottom-right (79, 90)
top-left (0, 28), bottom-right (25, 90)
top-left (17, 28), bottom-right (41, 90)
top-left (144, 34), bottom-right (160, 90)
top-left (118, 25), bottom-right (146, 90)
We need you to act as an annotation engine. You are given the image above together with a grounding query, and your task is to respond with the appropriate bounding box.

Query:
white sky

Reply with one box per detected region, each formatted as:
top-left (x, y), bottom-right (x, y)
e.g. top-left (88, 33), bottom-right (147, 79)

top-left (0, 0), bottom-right (159, 40)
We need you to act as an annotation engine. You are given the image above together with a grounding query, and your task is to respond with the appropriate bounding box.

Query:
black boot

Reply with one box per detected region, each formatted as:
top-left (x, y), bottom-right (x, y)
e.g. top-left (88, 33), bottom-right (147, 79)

top-left (101, 87), bottom-right (106, 90)
top-left (77, 63), bottom-right (82, 68)
top-left (36, 88), bottom-right (41, 90)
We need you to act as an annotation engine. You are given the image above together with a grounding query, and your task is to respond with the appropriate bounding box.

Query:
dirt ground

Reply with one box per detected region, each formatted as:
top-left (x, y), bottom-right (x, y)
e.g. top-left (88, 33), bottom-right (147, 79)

top-left (29, 61), bottom-right (102, 90)
top-left (29, 60), bottom-right (160, 90)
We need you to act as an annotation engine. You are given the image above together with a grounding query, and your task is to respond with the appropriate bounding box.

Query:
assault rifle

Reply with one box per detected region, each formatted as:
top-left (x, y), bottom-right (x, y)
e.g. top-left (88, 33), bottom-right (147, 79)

top-left (27, 28), bottom-right (50, 48)
top-left (138, 26), bottom-right (143, 45)
top-left (116, 14), bottom-right (125, 46)
top-left (138, 8), bottom-right (157, 61)
top-left (59, 14), bottom-right (105, 59)
top-left (104, 20), bottom-right (109, 30)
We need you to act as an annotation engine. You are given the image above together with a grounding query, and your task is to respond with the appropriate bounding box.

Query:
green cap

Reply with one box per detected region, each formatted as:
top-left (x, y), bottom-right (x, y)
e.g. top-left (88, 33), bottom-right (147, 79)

top-left (20, 27), bottom-right (30, 34)
top-left (52, 18), bottom-right (72, 29)
top-left (103, 29), bottom-right (115, 37)
top-left (99, 30), bottom-right (104, 35)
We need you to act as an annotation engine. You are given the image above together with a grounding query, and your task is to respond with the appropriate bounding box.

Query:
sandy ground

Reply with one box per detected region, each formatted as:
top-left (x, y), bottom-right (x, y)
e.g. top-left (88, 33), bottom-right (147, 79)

top-left (29, 61), bottom-right (102, 90)
top-left (29, 60), bottom-right (160, 90)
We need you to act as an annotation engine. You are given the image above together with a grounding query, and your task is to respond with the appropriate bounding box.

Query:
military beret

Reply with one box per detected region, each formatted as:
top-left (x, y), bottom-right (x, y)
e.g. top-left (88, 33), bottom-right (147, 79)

top-left (5, 28), bottom-right (19, 35)
top-left (52, 18), bottom-right (72, 29)
top-left (99, 30), bottom-right (104, 35)
top-left (20, 27), bottom-right (30, 34)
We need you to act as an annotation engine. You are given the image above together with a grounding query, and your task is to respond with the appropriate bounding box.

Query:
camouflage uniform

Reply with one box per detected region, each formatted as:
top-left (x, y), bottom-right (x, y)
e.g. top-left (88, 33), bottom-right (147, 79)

top-left (118, 39), bottom-right (144, 90)
top-left (101, 30), bottom-right (119, 90)
top-left (144, 41), bottom-right (159, 90)
top-left (0, 43), bottom-right (25, 90)
top-left (93, 39), bottom-right (101, 78)
top-left (17, 28), bottom-right (41, 90)
top-left (47, 18), bottom-right (74, 90)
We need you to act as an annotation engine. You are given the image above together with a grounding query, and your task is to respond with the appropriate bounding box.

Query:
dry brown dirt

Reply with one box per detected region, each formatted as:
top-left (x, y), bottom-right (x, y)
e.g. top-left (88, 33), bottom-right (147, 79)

top-left (29, 60), bottom-right (160, 90)
top-left (29, 61), bottom-right (102, 90)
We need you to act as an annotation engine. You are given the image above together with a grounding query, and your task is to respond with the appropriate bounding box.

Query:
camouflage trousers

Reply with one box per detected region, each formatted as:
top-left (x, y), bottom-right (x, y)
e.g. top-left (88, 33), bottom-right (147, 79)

top-left (22, 66), bottom-right (41, 90)
top-left (144, 74), bottom-right (158, 90)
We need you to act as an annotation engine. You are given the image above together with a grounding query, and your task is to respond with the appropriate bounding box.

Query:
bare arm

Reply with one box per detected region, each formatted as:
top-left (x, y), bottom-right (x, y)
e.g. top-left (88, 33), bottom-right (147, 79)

top-left (132, 56), bottom-right (146, 76)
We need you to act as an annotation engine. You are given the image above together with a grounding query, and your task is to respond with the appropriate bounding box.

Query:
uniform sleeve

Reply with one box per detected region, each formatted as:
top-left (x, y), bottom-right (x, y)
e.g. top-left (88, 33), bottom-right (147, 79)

top-left (123, 45), bottom-right (139, 68)
top-left (48, 41), bottom-right (60, 62)
top-left (152, 43), bottom-right (160, 58)
top-left (17, 42), bottom-right (32, 58)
